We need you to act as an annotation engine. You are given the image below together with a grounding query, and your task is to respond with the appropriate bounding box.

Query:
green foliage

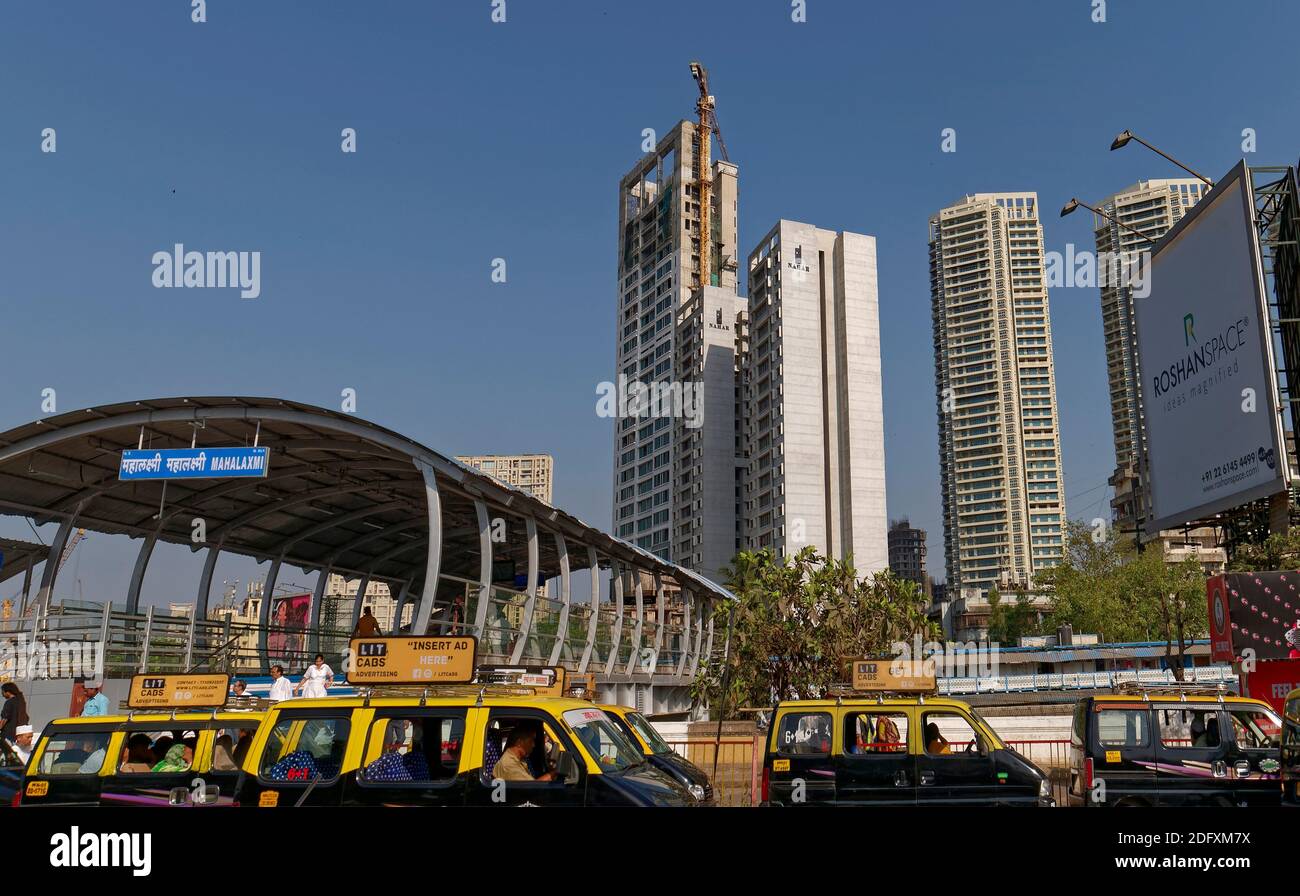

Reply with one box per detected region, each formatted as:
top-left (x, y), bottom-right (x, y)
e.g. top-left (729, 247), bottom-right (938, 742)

top-left (691, 547), bottom-right (939, 718)
top-left (1037, 522), bottom-right (1208, 678)
top-left (987, 587), bottom-right (1039, 645)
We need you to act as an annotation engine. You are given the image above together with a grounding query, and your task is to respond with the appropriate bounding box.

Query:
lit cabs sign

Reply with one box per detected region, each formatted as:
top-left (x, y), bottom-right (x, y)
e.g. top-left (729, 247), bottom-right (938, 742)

top-left (476, 664), bottom-right (567, 696)
top-left (348, 636), bottom-right (477, 685)
top-left (128, 673), bottom-right (231, 709)
top-left (847, 658), bottom-right (936, 694)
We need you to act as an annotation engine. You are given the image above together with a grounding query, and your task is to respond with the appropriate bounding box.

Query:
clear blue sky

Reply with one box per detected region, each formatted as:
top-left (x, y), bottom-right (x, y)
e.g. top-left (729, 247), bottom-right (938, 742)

top-left (2, 0), bottom-right (1298, 607)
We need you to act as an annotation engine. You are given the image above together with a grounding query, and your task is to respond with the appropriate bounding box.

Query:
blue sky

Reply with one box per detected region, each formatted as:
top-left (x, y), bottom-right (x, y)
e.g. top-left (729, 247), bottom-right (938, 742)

top-left (2, 0), bottom-right (1299, 607)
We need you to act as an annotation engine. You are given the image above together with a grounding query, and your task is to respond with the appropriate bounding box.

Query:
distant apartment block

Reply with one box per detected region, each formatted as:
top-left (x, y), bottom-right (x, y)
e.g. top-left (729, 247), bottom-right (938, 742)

top-left (888, 519), bottom-right (930, 595)
top-left (457, 454), bottom-right (554, 504)
top-left (743, 220), bottom-right (888, 571)
top-left (930, 193), bottom-right (1066, 596)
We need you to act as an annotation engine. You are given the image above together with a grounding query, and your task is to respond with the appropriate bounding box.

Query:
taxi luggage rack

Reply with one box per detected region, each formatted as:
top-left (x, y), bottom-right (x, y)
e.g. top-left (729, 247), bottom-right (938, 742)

top-left (116, 694), bottom-right (274, 719)
top-left (356, 682), bottom-right (542, 706)
top-left (1113, 680), bottom-right (1230, 702)
top-left (826, 682), bottom-right (934, 704)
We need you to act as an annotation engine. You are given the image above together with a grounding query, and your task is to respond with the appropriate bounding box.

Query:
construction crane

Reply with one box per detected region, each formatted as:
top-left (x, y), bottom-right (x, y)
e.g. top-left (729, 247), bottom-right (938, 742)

top-left (689, 61), bottom-right (728, 288)
top-left (57, 528), bottom-right (86, 575)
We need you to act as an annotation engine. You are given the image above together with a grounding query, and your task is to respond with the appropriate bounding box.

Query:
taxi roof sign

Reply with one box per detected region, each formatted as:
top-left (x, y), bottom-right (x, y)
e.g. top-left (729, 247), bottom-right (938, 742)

top-left (127, 673), bottom-right (231, 710)
top-left (348, 635), bottom-right (476, 686)
top-left (847, 659), bottom-right (936, 694)
top-left (475, 664), bottom-right (567, 697)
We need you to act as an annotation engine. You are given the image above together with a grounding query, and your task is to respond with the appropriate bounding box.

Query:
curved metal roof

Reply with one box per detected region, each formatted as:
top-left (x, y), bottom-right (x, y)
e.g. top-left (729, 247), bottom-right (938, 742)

top-left (0, 397), bottom-right (732, 601)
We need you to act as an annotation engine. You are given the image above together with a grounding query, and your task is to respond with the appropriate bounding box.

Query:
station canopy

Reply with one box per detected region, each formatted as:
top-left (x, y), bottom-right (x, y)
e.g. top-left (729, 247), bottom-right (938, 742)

top-left (0, 397), bottom-right (733, 609)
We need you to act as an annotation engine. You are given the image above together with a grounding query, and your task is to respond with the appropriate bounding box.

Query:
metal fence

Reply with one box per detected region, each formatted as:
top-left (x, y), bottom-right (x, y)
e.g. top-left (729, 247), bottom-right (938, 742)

top-left (659, 736), bottom-right (1075, 807)
top-left (938, 666), bottom-right (1235, 695)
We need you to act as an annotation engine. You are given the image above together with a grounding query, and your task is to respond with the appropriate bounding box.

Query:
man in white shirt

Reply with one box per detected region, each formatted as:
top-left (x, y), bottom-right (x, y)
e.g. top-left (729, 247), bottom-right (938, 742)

top-left (268, 664), bottom-right (294, 702)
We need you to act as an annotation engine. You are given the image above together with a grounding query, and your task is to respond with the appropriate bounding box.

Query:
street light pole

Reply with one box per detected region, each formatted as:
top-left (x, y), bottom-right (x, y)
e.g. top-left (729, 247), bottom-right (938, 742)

top-left (1060, 197), bottom-right (1160, 248)
top-left (1110, 130), bottom-right (1215, 187)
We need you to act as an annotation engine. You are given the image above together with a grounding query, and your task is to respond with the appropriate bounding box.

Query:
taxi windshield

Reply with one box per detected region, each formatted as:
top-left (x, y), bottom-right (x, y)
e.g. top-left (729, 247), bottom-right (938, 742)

top-left (563, 708), bottom-right (644, 772)
top-left (626, 712), bottom-right (672, 755)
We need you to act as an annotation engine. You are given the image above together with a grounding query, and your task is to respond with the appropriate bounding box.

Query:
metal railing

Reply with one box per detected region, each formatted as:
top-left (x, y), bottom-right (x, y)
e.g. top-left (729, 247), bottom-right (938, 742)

top-left (937, 665), bottom-right (1236, 695)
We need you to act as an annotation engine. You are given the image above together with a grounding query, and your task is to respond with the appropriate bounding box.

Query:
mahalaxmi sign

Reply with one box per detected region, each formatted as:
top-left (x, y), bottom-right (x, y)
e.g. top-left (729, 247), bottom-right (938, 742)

top-left (118, 447), bottom-right (270, 480)
top-left (348, 636), bottom-right (477, 685)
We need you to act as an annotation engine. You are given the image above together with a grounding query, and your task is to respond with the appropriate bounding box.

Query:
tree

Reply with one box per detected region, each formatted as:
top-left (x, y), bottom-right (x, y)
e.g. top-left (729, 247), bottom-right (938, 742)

top-left (1037, 522), bottom-right (1208, 678)
top-left (988, 587), bottom-right (1039, 645)
top-left (691, 547), bottom-right (939, 718)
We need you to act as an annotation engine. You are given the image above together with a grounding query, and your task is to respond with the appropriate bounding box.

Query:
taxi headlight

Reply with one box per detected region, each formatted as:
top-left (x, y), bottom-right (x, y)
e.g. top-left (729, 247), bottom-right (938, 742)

top-left (688, 783), bottom-right (706, 802)
top-left (1039, 778), bottom-right (1051, 799)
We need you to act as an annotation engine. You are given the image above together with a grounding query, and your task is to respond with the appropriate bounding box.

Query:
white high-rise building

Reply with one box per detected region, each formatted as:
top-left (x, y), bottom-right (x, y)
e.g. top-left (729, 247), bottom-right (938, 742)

top-left (743, 221), bottom-right (888, 570)
top-left (929, 193), bottom-right (1066, 595)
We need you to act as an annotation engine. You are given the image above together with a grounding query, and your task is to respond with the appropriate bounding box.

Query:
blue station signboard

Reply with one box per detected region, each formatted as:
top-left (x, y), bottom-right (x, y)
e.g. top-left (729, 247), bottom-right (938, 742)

top-left (118, 447), bottom-right (270, 481)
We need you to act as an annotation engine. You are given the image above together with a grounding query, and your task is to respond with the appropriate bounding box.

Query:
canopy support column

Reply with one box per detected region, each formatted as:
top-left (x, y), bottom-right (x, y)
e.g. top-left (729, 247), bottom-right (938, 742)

top-left (35, 505), bottom-right (82, 616)
top-left (125, 523), bottom-right (162, 615)
top-left (257, 553), bottom-right (284, 662)
top-left (509, 517), bottom-right (540, 664)
top-left (472, 500), bottom-right (492, 637)
top-left (411, 458), bottom-right (443, 637)
top-left (578, 548), bottom-right (599, 673)
top-left (308, 567), bottom-right (331, 655)
top-left (547, 532), bottom-right (571, 666)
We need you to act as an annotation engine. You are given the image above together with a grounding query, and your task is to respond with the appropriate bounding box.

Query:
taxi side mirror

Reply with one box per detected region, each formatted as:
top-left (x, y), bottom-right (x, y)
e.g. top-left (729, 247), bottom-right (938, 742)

top-left (556, 750), bottom-right (580, 784)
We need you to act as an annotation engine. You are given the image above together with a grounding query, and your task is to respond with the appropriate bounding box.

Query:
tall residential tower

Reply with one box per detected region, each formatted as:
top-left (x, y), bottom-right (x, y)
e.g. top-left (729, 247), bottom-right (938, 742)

top-left (743, 220), bottom-right (888, 570)
top-left (929, 193), bottom-right (1066, 595)
top-left (614, 120), bottom-right (742, 577)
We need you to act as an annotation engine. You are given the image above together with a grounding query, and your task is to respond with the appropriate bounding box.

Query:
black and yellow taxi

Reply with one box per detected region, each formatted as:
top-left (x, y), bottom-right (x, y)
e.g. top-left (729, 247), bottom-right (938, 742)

top-left (19, 673), bottom-right (264, 807)
top-left (236, 636), bottom-right (696, 807)
top-left (760, 660), bottom-right (1052, 806)
top-left (1281, 686), bottom-right (1299, 806)
top-left (1067, 684), bottom-right (1284, 807)
top-left (599, 702), bottom-right (715, 805)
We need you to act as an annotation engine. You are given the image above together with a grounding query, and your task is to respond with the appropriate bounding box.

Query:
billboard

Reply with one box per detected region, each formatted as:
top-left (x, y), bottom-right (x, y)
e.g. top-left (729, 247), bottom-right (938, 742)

top-left (1136, 161), bottom-right (1288, 537)
top-left (1207, 572), bottom-right (1300, 663)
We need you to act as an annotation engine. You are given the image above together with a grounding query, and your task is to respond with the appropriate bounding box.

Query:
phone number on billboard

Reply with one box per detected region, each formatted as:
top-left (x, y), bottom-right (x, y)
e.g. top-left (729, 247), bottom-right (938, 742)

top-left (1201, 451), bottom-right (1259, 484)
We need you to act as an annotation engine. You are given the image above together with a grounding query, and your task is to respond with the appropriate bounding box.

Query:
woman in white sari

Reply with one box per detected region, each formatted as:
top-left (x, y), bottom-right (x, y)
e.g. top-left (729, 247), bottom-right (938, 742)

top-left (296, 654), bottom-right (334, 698)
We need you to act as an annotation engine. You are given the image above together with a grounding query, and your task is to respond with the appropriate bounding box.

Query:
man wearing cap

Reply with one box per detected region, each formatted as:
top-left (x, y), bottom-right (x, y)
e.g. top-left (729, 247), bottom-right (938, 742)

top-left (11, 725), bottom-right (34, 764)
top-left (80, 681), bottom-right (110, 717)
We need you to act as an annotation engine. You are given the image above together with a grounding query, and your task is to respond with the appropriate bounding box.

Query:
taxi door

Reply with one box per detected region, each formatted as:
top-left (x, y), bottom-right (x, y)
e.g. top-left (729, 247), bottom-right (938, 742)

top-left (834, 705), bottom-right (916, 806)
top-left (464, 707), bottom-right (588, 806)
top-left (240, 708), bottom-right (360, 808)
top-left (913, 707), bottom-right (999, 805)
top-left (766, 706), bottom-right (836, 805)
top-left (1150, 703), bottom-right (1231, 807)
top-left (343, 707), bottom-right (470, 806)
top-left (1089, 702), bottom-right (1159, 806)
top-left (20, 723), bottom-right (119, 807)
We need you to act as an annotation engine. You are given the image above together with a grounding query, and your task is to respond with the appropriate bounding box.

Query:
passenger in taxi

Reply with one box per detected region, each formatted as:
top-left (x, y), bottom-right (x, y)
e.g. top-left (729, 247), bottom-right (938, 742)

top-left (924, 722), bottom-right (950, 755)
top-left (492, 723), bottom-right (555, 782)
top-left (119, 733), bottom-right (156, 773)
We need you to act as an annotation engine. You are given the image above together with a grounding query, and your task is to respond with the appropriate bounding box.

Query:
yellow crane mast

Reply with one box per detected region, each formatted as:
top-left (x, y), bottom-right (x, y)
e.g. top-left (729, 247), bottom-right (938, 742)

top-left (689, 61), bottom-right (728, 288)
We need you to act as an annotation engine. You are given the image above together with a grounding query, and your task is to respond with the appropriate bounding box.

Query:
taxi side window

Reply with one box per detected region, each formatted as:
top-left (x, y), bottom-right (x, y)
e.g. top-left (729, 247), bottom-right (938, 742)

top-left (359, 715), bottom-right (465, 783)
top-left (844, 712), bottom-right (908, 754)
top-left (1228, 708), bottom-right (1279, 750)
top-left (777, 712), bottom-right (832, 755)
top-left (38, 732), bottom-right (114, 775)
top-left (211, 725), bottom-right (258, 771)
top-left (259, 717), bottom-right (350, 783)
top-left (921, 712), bottom-right (977, 756)
top-left (482, 716), bottom-right (567, 782)
top-left (1096, 709), bottom-right (1149, 748)
top-left (1157, 707), bottom-right (1220, 750)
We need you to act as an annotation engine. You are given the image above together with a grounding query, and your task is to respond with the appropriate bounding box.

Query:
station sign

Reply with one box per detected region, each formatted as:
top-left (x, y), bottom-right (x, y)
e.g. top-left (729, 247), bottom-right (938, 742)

top-left (348, 636), bottom-right (477, 685)
top-left (127, 673), bottom-right (231, 709)
top-left (476, 664), bottom-right (566, 696)
top-left (848, 658), bottom-right (936, 693)
top-left (118, 447), bottom-right (270, 481)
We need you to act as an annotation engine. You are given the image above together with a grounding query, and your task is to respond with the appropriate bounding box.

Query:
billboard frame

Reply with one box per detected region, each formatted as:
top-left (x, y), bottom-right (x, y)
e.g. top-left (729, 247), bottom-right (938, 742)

top-left (1137, 160), bottom-right (1290, 538)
